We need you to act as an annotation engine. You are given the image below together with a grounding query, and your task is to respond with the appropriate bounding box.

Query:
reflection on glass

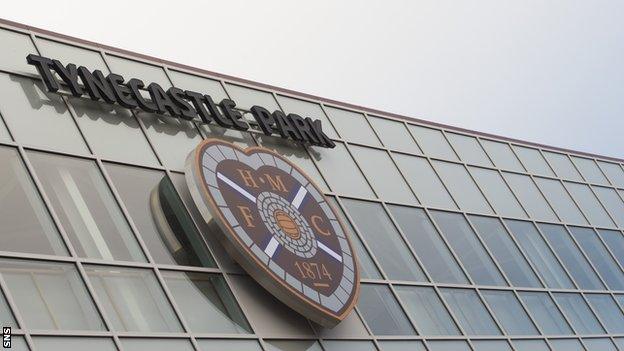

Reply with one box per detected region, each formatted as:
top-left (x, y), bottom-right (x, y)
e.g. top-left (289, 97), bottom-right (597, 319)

top-left (481, 290), bottom-right (538, 335)
top-left (480, 139), bottom-right (524, 171)
top-left (534, 177), bottom-right (587, 225)
top-left (368, 116), bottom-right (421, 154)
top-left (565, 182), bottom-right (614, 227)
top-left (543, 151), bottom-right (583, 181)
top-left (585, 294), bottom-right (624, 333)
top-left (446, 133), bottom-right (492, 166)
top-left (583, 338), bottom-right (617, 351)
top-left (0, 29), bottom-right (38, 75)
top-left (357, 284), bottom-right (415, 335)
top-left (276, 95), bottom-right (338, 139)
top-left (265, 340), bottom-right (323, 351)
top-left (0, 290), bottom-right (16, 328)
top-left (548, 339), bottom-right (584, 351)
top-left (511, 339), bottom-right (550, 351)
top-left (518, 291), bottom-right (572, 335)
top-left (168, 70), bottom-right (228, 102)
top-left (0, 259), bottom-right (104, 331)
top-left (598, 161), bottom-right (624, 188)
top-left (439, 288), bottom-right (500, 335)
top-left (395, 286), bottom-right (460, 335)
top-left (553, 293), bottom-right (604, 334)
top-left (106, 56), bottom-right (171, 88)
top-left (161, 271), bottom-right (251, 333)
top-left (121, 339), bottom-right (194, 351)
top-left (502, 173), bottom-right (558, 221)
top-left (432, 161), bottom-right (493, 214)
top-left (592, 187), bottom-right (624, 228)
top-left (571, 156), bottom-right (608, 184)
top-left (36, 38), bottom-right (109, 72)
top-left (324, 106), bottom-right (380, 146)
top-left (597, 229), bottom-right (624, 268)
top-left (198, 339), bottom-right (263, 351)
top-left (6, 336), bottom-right (28, 351)
top-left (310, 143), bottom-right (374, 198)
top-left (471, 340), bottom-right (512, 351)
top-left (408, 125), bottom-right (458, 161)
top-left (32, 337), bottom-right (117, 351)
top-left (377, 341), bottom-right (426, 351)
top-left (569, 226), bottom-right (624, 290)
top-left (512, 146), bottom-right (554, 176)
top-left (224, 83), bottom-right (280, 111)
top-left (469, 167), bottom-right (527, 218)
top-left (427, 341), bottom-right (471, 351)
top-left (321, 340), bottom-right (377, 351)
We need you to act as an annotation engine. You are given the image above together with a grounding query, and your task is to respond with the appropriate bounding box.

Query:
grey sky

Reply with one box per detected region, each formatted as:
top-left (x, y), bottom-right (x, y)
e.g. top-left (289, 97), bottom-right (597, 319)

top-left (4, 1), bottom-right (623, 158)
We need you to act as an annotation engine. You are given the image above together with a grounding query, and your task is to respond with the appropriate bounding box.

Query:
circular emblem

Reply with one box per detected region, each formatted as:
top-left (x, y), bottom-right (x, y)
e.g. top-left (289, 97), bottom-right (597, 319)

top-left (185, 139), bottom-right (360, 327)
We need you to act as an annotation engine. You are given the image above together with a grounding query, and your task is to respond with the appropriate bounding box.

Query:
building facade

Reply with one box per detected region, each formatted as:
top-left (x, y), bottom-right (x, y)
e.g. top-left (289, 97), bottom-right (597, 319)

top-left (0, 18), bottom-right (624, 351)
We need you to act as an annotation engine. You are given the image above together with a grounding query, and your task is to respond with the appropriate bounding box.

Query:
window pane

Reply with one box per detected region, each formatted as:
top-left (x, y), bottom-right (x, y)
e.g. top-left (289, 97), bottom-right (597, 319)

top-left (565, 182), bottom-right (614, 227)
top-left (481, 290), bottom-right (538, 335)
top-left (0, 29), bottom-right (37, 75)
top-left (446, 133), bottom-right (492, 166)
top-left (0, 290), bottom-right (16, 328)
top-left (0, 73), bottom-right (89, 154)
top-left (427, 341), bottom-right (471, 351)
top-left (393, 153), bottom-right (457, 210)
top-left (432, 161), bottom-right (493, 214)
top-left (106, 164), bottom-right (215, 267)
top-left (324, 106), bottom-right (380, 146)
top-left (0, 147), bottom-right (67, 256)
top-left (408, 125), bottom-right (458, 161)
top-left (349, 146), bottom-right (417, 204)
top-left (549, 339), bottom-right (584, 351)
top-left (519, 291), bottom-right (572, 335)
top-left (357, 284), bottom-right (415, 335)
top-left (553, 293), bottom-right (604, 335)
top-left (572, 157), bottom-right (608, 184)
top-left (388, 205), bottom-right (468, 284)
top-left (37, 38), bottom-right (108, 73)
top-left (481, 139), bottom-right (524, 172)
top-left (84, 265), bottom-right (182, 332)
top-left (0, 259), bottom-right (104, 330)
top-left (343, 199), bottom-right (426, 281)
top-left (471, 340), bottom-right (512, 351)
top-left (431, 211), bottom-right (506, 286)
top-left (439, 288), bottom-right (500, 335)
top-left (198, 339), bottom-right (263, 351)
top-left (106, 56), bottom-right (171, 88)
top-left (597, 229), bottom-right (624, 268)
top-left (469, 167), bottom-right (527, 218)
top-left (32, 337), bottom-right (117, 351)
top-left (28, 152), bottom-right (145, 262)
top-left (614, 338), bottom-right (624, 351)
top-left (276, 95), bottom-right (338, 139)
top-left (311, 143), bottom-right (374, 197)
top-left (168, 70), bottom-right (228, 102)
top-left (7, 336), bottom-right (28, 351)
top-left (161, 271), bottom-right (251, 333)
top-left (68, 98), bottom-right (159, 167)
top-left (544, 151), bottom-right (583, 181)
top-left (322, 340), bottom-right (377, 351)
top-left (369, 116), bottom-right (421, 154)
top-left (513, 146), bottom-right (554, 176)
top-left (395, 286), bottom-right (460, 335)
top-left (121, 339), bottom-right (194, 351)
top-left (583, 338), bottom-right (617, 351)
top-left (198, 123), bottom-right (255, 148)
top-left (505, 220), bottom-right (573, 288)
top-left (265, 340), bottom-right (323, 351)
top-left (502, 173), bottom-right (558, 221)
top-left (569, 226), bottom-right (624, 290)
top-left (598, 161), bottom-right (624, 188)
top-left (377, 341), bottom-right (426, 351)
top-left (511, 340), bottom-right (550, 351)
top-left (539, 223), bottom-right (604, 290)
top-left (535, 178), bottom-right (587, 225)
top-left (585, 294), bottom-right (624, 333)
top-left (470, 216), bottom-right (541, 287)
top-left (224, 83), bottom-right (280, 111)
top-left (593, 187), bottom-right (624, 228)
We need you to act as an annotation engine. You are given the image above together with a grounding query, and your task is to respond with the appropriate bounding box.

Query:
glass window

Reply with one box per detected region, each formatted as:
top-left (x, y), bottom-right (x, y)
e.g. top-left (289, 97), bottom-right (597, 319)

top-left (549, 339), bottom-right (585, 351)
top-left (0, 259), bottom-right (104, 331)
top-left (369, 116), bottom-right (421, 154)
top-left (393, 153), bottom-right (457, 209)
top-left (565, 182), bottom-right (614, 227)
top-left (310, 142), bottom-right (374, 197)
top-left (481, 139), bottom-right (524, 171)
top-left (395, 286), bottom-right (460, 335)
top-left (36, 38), bottom-right (109, 73)
top-left (469, 216), bottom-right (540, 287)
top-left (553, 293), bottom-right (604, 335)
top-left (377, 341), bottom-right (426, 351)
top-left (502, 173), bottom-right (558, 221)
top-left (276, 95), bottom-right (338, 139)
top-left (105, 164), bottom-right (215, 267)
top-left (68, 98), bottom-right (160, 167)
top-left (446, 133), bottom-right (492, 166)
top-left (32, 337), bottom-right (117, 351)
top-left (388, 205), bottom-right (468, 284)
top-left (312, 305), bottom-right (369, 338)
top-left (598, 229), bottom-right (624, 268)
top-left (324, 106), bottom-right (380, 146)
top-left (535, 177), bottom-right (587, 225)
top-left (593, 187), bottom-right (624, 228)
top-left (7, 336), bottom-right (28, 351)
top-left (431, 211), bottom-right (506, 286)
top-left (0, 73), bottom-right (89, 154)
top-left (265, 340), bottom-right (323, 351)
top-left (539, 223), bottom-right (604, 290)
top-left (408, 125), bottom-right (458, 161)
top-left (543, 151), bottom-right (583, 181)
top-left (598, 161), bottom-right (624, 188)
top-left (321, 340), bottom-right (377, 351)
top-left (0, 114), bottom-right (10, 141)
top-left (0, 290), bottom-right (16, 328)
top-left (439, 288), bottom-right (500, 335)
top-left (106, 56), bottom-right (171, 88)
top-left (614, 338), bottom-right (624, 351)
top-left (513, 146), bottom-right (554, 176)
top-left (471, 340), bottom-right (512, 351)
top-left (161, 270), bottom-right (251, 333)
top-left (505, 220), bottom-right (574, 289)
top-left (427, 341), bottom-right (471, 351)
top-left (432, 161), bottom-right (493, 214)
top-left (342, 199), bottom-right (426, 281)
top-left (224, 83), bottom-right (280, 111)
top-left (583, 338), bottom-right (617, 351)
top-left (0, 29), bottom-right (37, 75)
top-left (349, 146), bottom-right (417, 204)
top-left (168, 70), bottom-right (228, 101)
top-left (28, 152), bottom-right (145, 262)
top-left (585, 294), bottom-right (624, 333)
top-left (198, 339), bottom-right (263, 351)
top-left (569, 226), bottom-right (624, 290)
top-left (357, 284), bottom-right (415, 335)
top-left (519, 291), bottom-right (572, 335)
top-left (511, 340), bottom-right (550, 351)
top-left (198, 122), bottom-right (255, 148)
top-left (121, 339), bottom-right (194, 351)
top-left (481, 290), bottom-right (538, 335)
top-left (469, 167), bottom-right (527, 218)
top-left (84, 265), bottom-right (182, 332)
top-left (572, 157), bottom-right (608, 184)
top-left (0, 147), bottom-right (67, 256)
